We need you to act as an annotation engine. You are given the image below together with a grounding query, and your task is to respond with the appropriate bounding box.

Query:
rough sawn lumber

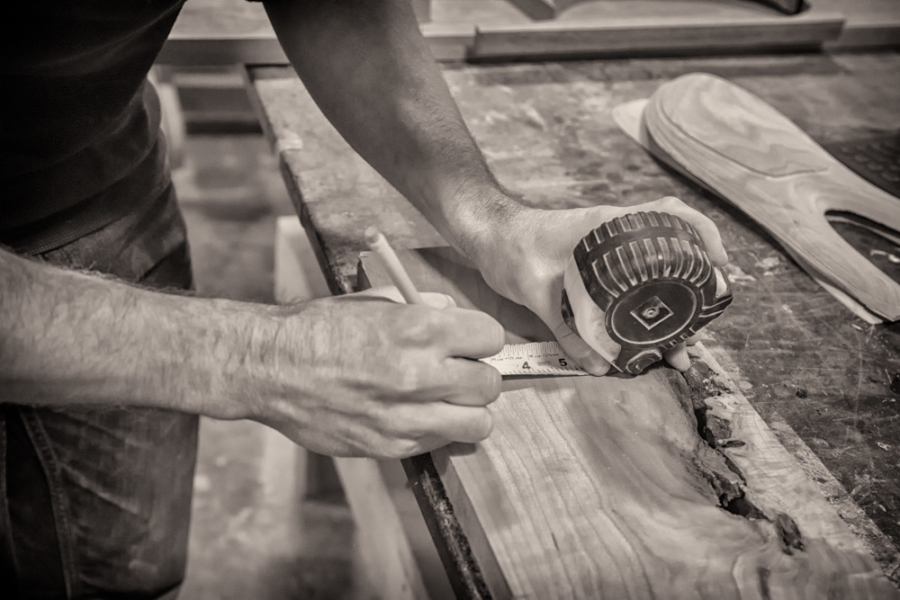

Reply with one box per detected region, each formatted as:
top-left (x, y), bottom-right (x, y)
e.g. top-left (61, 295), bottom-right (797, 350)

top-left (359, 246), bottom-right (895, 599)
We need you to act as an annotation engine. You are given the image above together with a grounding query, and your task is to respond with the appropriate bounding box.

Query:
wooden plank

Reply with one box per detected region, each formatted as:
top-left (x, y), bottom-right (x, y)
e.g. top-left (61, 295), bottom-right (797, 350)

top-left (359, 247), bottom-right (897, 599)
top-left (753, 0), bottom-right (804, 14)
top-left (160, 0), bottom-right (473, 66)
top-left (472, 11), bottom-right (844, 59)
top-left (505, 0), bottom-right (565, 21)
top-left (643, 73), bottom-right (900, 320)
top-left (274, 216), bottom-right (332, 304)
top-left (420, 22), bottom-right (477, 62)
top-left (248, 53), bottom-right (900, 583)
top-left (158, 30), bottom-right (473, 67)
top-left (509, 0), bottom-right (805, 21)
top-left (819, 0), bottom-right (900, 48)
top-left (335, 458), bottom-right (432, 600)
top-left (831, 17), bottom-right (900, 49)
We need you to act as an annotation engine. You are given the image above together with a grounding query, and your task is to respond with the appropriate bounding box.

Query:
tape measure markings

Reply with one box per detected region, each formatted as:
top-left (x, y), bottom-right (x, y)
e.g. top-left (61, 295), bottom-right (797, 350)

top-left (480, 341), bottom-right (588, 377)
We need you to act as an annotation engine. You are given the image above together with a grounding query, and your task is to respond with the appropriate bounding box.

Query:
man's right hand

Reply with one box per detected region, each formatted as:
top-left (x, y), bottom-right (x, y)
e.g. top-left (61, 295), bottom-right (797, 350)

top-left (231, 287), bottom-right (505, 459)
top-left (2, 246), bottom-right (504, 460)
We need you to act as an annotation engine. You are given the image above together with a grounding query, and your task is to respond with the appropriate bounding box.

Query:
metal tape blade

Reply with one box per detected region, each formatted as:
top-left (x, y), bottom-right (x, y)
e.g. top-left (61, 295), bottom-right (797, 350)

top-left (480, 341), bottom-right (588, 377)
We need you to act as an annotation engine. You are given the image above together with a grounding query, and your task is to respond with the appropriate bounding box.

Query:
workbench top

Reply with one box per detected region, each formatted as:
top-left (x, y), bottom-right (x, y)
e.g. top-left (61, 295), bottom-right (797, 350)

top-left (249, 51), bottom-right (900, 582)
top-left (162, 0), bottom-right (900, 65)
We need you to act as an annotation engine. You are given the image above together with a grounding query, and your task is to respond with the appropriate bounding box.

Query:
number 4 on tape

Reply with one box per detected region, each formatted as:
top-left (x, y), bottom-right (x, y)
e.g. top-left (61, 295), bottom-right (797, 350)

top-left (480, 342), bottom-right (588, 377)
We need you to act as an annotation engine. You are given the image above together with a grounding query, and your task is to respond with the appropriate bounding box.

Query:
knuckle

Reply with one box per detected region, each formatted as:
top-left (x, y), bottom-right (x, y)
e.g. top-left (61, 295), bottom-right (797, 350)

top-left (460, 312), bottom-right (505, 354)
top-left (395, 405), bottom-right (430, 438)
top-left (394, 306), bottom-right (444, 347)
top-left (456, 364), bottom-right (502, 405)
top-left (394, 366), bottom-right (419, 395)
top-left (395, 360), bottom-right (444, 399)
top-left (368, 402), bottom-right (400, 435)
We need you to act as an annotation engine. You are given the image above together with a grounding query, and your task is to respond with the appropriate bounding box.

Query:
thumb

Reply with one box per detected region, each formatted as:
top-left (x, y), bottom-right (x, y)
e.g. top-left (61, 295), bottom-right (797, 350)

top-left (421, 292), bottom-right (457, 309)
top-left (356, 286), bottom-right (456, 309)
top-left (664, 343), bottom-right (692, 372)
top-left (547, 313), bottom-right (611, 377)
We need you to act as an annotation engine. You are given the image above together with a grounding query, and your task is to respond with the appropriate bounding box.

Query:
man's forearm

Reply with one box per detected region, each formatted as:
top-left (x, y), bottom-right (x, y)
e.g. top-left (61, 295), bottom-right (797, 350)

top-left (0, 248), bottom-right (263, 417)
top-left (263, 0), bottom-right (523, 260)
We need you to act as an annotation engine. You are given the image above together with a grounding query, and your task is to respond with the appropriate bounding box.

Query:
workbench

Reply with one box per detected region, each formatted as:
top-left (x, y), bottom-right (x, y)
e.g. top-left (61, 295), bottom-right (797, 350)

top-left (248, 51), bottom-right (900, 596)
top-left (161, 0), bottom-right (900, 65)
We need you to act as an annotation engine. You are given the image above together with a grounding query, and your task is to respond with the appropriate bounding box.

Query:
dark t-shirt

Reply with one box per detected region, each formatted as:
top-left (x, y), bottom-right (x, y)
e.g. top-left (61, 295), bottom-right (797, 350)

top-left (1, 0), bottom-right (188, 255)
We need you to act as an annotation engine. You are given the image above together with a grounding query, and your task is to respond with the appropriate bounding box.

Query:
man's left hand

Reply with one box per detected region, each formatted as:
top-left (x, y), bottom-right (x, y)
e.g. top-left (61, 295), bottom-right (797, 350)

top-left (472, 196), bottom-right (729, 376)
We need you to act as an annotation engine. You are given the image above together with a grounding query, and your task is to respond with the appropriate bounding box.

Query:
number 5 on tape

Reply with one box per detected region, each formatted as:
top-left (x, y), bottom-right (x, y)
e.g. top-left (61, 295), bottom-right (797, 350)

top-left (480, 341), bottom-right (588, 377)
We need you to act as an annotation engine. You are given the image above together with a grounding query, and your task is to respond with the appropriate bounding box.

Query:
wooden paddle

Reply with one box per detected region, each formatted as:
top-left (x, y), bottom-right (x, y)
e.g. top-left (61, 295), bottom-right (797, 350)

top-left (640, 73), bottom-right (900, 321)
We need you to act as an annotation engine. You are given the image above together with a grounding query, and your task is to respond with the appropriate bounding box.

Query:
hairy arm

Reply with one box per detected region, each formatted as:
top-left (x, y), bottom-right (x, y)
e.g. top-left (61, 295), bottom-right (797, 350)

top-left (264, 0), bottom-right (729, 374)
top-left (263, 0), bottom-right (522, 261)
top-left (0, 248), bottom-right (502, 457)
top-left (0, 247), bottom-right (263, 416)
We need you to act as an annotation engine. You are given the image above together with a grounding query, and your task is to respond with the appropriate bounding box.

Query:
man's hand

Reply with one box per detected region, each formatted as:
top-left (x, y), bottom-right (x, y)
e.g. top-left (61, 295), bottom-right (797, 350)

top-left (472, 196), bottom-right (729, 376)
top-left (240, 287), bottom-right (505, 458)
top-left (1, 246), bottom-right (503, 460)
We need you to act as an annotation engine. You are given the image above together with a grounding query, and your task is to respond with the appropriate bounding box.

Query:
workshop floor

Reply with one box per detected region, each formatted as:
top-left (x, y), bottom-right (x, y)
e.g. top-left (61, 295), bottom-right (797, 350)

top-left (171, 135), bottom-right (359, 599)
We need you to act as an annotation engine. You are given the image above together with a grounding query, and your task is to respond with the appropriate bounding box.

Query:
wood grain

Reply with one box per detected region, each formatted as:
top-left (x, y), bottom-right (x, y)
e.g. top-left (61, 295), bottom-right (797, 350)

top-left (359, 246), bottom-right (896, 599)
top-left (611, 98), bottom-right (885, 325)
top-left (642, 73), bottom-right (900, 320)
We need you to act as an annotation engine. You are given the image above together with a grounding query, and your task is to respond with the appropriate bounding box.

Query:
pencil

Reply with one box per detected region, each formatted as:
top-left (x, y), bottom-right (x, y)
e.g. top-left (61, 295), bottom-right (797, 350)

top-left (364, 226), bottom-right (425, 305)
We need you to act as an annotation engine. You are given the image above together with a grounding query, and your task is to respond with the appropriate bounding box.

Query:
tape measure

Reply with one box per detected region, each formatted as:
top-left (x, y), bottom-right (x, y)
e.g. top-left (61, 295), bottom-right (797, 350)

top-left (480, 341), bottom-right (588, 377)
top-left (562, 211), bottom-right (733, 375)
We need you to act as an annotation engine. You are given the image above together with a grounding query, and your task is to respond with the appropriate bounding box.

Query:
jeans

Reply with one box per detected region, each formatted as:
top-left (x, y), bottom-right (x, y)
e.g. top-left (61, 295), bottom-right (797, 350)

top-left (0, 185), bottom-right (199, 599)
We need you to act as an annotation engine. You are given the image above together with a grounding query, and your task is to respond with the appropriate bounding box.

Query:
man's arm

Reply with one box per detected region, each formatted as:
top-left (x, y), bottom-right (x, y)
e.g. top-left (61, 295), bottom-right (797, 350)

top-left (0, 247), bottom-right (249, 414)
top-left (263, 0), bottom-right (729, 374)
top-left (263, 0), bottom-right (515, 260)
top-left (0, 247), bottom-right (503, 458)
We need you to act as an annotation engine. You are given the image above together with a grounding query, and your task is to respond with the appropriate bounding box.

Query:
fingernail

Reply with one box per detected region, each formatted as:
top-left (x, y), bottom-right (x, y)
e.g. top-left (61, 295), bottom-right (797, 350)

top-left (582, 355), bottom-right (611, 376)
top-left (664, 345), bottom-right (691, 372)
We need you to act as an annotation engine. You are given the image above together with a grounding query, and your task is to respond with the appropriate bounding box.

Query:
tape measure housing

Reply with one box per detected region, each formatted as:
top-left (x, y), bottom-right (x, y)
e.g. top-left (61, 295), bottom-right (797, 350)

top-left (564, 211), bottom-right (733, 375)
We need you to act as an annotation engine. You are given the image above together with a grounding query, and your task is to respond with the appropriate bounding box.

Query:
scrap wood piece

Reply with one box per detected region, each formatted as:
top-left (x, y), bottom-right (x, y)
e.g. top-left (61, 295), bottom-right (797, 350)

top-left (472, 11), bottom-right (844, 59)
top-left (752, 0), bottom-right (805, 14)
top-left (506, 0), bottom-right (584, 21)
top-left (359, 246), bottom-right (897, 599)
top-left (641, 73), bottom-right (900, 321)
top-left (508, 0), bottom-right (805, 21)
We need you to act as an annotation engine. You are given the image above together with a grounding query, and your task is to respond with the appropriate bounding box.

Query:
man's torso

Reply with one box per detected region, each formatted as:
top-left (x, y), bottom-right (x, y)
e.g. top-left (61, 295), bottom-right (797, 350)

top-left (1, 0), bottom-right (187, 255)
